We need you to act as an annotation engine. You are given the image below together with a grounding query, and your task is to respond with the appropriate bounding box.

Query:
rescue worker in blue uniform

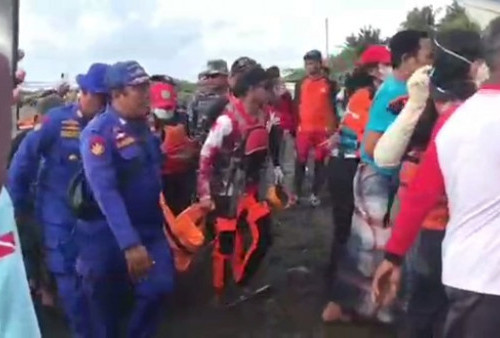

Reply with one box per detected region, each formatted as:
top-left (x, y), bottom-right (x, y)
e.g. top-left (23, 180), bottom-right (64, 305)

top-left (7, 63), bottom-right (110, 338)
top-left (77, 61), bottom-right (174, 338)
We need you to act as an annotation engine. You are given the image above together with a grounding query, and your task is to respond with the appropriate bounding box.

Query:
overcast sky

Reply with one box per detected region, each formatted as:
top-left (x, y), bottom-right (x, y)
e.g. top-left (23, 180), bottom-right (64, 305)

top-left (20, 0), bottom-right (452, 82)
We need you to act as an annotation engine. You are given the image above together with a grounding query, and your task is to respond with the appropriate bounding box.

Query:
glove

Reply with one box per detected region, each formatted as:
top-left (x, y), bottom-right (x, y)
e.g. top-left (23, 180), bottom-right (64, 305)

top-left (274, 166), bottom-right (284, 184)
top-left (407, 65), bottom-right (431, 108)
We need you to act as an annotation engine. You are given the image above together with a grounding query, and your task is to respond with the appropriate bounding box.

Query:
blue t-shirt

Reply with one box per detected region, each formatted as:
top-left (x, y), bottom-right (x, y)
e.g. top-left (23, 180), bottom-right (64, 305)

top-left (361, 75), bottom-right (408, 176)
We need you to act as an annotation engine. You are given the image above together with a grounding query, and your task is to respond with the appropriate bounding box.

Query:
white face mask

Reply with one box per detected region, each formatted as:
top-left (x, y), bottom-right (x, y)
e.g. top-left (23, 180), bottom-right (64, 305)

top-left (378, 65), bottom-right (392, 81)
top-left (475, 62), bottom-right (490, 87)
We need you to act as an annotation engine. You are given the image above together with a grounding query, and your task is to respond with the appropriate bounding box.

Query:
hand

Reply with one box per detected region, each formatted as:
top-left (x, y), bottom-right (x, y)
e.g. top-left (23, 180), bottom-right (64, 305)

top-left (199, 197), bottom-right (215, 212)
top-left (273, 166), bottom-right (284, 184)
top-left (371, 259), bottom-right (402, 306)
top-left (124, 245), bottom-right (153, 282)
top-left (407, 65), bottom-right (431, 107)
top-left (326, 132), bottom-right (340, 151)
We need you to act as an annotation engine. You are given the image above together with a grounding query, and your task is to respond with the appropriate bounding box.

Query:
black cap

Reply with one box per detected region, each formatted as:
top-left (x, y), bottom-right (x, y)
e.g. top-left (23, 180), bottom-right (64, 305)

top-left (303, 49), bottom-right (322, 62)
top-left (230, 57), bottom-right (258, 76)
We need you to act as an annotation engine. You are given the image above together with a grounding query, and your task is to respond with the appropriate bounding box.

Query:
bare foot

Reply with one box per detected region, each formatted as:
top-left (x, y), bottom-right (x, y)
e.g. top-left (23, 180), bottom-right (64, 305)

top-left (321, 301), bottom-right (351, 323)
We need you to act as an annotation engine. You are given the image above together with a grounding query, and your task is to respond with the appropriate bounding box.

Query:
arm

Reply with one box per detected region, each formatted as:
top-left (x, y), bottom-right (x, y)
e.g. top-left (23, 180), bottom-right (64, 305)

top-left (197, 115), bottom-right (233, 200)
top-left (373, 102), bottom-right (426, 168)
top-left (268, 114), bottom-right (282, 167)
top-left (7, 117), bottom-right (56, 214)
top-left (363, 131), bottom-right (383, 158)
top-left (329, 79), bottom-right (339, 130)
top-left (293, 79), bottom-right (302, 128)
top-left (81, 132), bottom-right (141, 251)
top-left (374, 66), bottom-right (431, 168)
top-left (384, 111), bottom-right (453, 264)
top-left (363, 90), bottom-right (397, 158)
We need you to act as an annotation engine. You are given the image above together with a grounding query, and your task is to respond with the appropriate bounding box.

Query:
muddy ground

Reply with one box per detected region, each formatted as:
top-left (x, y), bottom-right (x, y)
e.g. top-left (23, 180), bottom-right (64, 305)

top-left (46, 200), bottom-right (396, 338)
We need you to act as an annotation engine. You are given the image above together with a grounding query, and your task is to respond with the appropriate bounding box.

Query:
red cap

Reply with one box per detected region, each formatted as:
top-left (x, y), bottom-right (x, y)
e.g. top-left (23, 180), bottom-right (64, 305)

top-left (359, 45), bottom-right (391, 65)
top-left (150, 82), bottom-right (177, 110)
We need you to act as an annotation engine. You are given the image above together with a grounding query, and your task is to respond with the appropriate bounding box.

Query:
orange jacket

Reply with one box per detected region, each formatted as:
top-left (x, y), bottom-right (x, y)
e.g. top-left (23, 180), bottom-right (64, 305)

top-left (341, 87), bottom-right (372, 144)
top-left (295, 76), bottom-right (337, 133)
top-left (397, 150), bottom-right (448, 231)
top-left (161, 124), bottom-right (198, 175)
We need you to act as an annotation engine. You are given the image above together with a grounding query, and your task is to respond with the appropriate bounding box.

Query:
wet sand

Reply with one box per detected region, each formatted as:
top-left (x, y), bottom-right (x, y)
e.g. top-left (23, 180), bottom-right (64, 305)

top-left (44, 202), bottom-right (395, 337)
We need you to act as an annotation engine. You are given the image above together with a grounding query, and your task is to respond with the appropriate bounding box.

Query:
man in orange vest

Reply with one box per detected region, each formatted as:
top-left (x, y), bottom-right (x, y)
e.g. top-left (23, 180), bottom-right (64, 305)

top-left (294, 50), bottom-right (338, 206)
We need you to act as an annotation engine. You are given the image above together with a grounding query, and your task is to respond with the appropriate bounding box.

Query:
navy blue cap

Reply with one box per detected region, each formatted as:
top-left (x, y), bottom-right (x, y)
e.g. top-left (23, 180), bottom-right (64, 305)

top-left (105, 61), bottom-right (150, 90)
top-left (303, 50), bottom-right (322, 62)
top-left (76, 63), bottom-right (110, 94)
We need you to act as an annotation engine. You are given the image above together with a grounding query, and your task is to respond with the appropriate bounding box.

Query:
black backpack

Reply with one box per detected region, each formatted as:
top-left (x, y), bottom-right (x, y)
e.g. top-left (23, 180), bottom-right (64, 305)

top-left (67, 145), bottom-right (145, 221)
top-left (67, 168), bottom-right (104, 221)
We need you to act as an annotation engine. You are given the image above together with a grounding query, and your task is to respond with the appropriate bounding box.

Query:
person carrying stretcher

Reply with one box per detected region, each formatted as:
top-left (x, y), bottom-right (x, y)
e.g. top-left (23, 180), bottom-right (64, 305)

top-left (197, 65), bottom-right (283, 300)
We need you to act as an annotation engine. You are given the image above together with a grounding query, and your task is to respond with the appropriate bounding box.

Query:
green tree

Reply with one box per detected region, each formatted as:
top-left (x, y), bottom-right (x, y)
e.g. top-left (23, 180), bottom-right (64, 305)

top-left (401, 5), bottom-right (436, 32)
top-left (345, 26), bottom-right (387, 57)
top-left (438, 0), bottom-right (480, 32)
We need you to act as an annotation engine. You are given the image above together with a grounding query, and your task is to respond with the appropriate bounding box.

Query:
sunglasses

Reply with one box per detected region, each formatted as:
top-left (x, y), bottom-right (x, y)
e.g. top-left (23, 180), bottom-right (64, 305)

top-left (206, 73), bottom-right (226, 79)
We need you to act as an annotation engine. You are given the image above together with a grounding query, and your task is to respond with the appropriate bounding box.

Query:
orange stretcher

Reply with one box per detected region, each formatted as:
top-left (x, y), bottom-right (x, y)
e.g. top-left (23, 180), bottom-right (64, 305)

top-left (160, 194), bottom-right (206, 272)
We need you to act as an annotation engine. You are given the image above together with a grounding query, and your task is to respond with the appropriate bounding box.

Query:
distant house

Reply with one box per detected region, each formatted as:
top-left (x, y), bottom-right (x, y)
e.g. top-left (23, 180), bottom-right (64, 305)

top-left (459, 0), bottom-right (500, 28)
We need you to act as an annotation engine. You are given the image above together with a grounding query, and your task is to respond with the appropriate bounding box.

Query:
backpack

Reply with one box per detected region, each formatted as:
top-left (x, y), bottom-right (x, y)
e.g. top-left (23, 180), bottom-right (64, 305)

top-left (67, 143), bottom-right (145, 221)
top-left (67, 168), bottom-right (103, 220)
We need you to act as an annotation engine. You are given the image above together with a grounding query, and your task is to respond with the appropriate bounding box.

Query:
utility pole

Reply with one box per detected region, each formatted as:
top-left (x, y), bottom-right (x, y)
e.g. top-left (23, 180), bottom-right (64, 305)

top-left (325, 18), bottom-right (330, 60)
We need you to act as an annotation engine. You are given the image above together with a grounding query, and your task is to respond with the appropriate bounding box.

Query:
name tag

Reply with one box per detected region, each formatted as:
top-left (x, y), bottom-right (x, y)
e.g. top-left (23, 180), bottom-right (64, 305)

top-left (116, 136), bottom-right (136, 149)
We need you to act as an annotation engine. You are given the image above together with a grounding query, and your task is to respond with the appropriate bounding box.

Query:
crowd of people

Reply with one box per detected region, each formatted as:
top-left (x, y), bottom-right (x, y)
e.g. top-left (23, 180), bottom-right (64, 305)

top-left (2, 15), bottom-right (500, 338)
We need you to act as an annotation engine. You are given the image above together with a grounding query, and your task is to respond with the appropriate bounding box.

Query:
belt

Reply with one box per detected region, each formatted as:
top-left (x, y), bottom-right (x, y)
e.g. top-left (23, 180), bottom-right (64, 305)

top-left (331, 148), bottom-right (359, 159)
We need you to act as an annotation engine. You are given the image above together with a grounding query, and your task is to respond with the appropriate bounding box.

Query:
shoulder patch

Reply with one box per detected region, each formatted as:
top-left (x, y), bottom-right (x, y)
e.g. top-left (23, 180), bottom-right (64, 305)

top-left (90, 136), bottom-right (106, 156)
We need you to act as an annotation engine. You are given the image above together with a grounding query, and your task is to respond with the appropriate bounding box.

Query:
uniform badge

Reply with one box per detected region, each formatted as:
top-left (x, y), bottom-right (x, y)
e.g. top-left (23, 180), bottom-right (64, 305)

top-left (68, 154), bottom-right (78, 161)
top-left (90, 136), bottom-right (106, 156)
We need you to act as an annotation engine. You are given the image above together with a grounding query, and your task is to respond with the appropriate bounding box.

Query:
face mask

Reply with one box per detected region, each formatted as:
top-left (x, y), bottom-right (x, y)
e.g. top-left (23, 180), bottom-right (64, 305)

top-left (475, 62), bottom-right (490, 87)
top-left (274, 80), bottom-right (287, 97)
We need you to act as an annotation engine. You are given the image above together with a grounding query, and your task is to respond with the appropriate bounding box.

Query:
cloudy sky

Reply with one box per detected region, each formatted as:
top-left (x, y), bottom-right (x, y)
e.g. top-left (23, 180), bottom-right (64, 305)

top-left (20, 0), bottom-right (452, 83)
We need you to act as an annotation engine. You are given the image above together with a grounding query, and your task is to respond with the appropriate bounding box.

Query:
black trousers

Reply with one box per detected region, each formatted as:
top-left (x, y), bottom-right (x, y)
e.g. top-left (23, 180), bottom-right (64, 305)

top-left (443, 287), bottom-right (500, 338)
top-left (405, 229), bottom-right (447, 338)
top-left (162, 170), bottom-right (196, 216)
top-left (325, 156), bottom-right (359, 301)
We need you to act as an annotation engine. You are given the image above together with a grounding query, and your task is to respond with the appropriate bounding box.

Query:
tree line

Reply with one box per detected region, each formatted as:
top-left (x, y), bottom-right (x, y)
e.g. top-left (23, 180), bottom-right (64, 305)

top-left (284, 0), bottom-right (482, 82)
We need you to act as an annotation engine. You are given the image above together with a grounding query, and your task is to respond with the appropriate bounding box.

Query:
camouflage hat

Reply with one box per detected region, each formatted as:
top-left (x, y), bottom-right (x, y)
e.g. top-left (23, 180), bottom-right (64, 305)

top-left (205, 59), bottom-right (228, 75)
top-left (36, 94), bottom-right (65, 116)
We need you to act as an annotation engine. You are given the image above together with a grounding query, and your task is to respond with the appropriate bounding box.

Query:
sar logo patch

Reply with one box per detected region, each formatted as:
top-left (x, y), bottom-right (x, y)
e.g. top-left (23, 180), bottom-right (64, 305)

top-left (90, 136), bottom-right (105, 156)
top-left (161, 90), bottom-right (171, 99)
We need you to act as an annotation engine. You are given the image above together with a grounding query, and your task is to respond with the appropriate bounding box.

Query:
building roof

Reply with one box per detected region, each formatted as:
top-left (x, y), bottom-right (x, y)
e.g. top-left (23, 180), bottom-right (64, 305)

top-left (459, 0), bottom-right (500, 28)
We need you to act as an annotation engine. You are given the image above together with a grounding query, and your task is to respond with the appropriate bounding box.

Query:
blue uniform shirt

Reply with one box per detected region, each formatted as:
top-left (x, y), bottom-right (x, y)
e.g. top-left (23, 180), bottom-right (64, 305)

top-left (8, 104), bottom-right (86, 225)
top-left (361, 75), bottom-right (408, 176)
top-left (80, 106), bottom-right (164, 251)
